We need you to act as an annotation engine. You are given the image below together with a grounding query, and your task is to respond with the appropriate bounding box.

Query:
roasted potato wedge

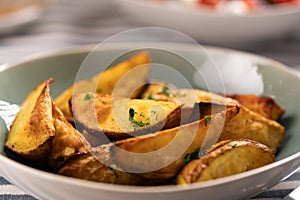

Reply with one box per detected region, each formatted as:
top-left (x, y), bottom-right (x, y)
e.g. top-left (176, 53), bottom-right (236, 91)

top-left (226, 94), bottom-right (285, 121)
top-left (47, 103), bottom-right (91, 170)
top-left (141, 85), bottom-right (238, 124)
top-left (72, 93), bottom-right (183, 142)
top-left (5, 78), bottom-right (91, 170)
top-left (219, 105), bottom-right (285, 152)
top-left (110, 106), bottom-right (239, 181)
top-left (5, 79), bottom-right (55, 167)
top-left (141, 84), bottom-right (238, 107)
top-left (57, 146), bottom-right (156, 185)
top-left (177, 139), bottom-right (275, 184)
top-left (55, 52), bottom-right (151, 121)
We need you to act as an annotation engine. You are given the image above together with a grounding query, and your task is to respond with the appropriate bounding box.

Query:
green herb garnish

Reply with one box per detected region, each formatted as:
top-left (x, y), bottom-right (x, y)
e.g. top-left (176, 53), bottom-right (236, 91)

top-left (160, 85), bottom-right (173, 97)
top-left (108, 166), bottom-right (119, 178)
top-left (147, 92), bottom-right (154, 100)
top-left (183, 148), bottom-right (205, 165)
top-left (129, 108), bottom-right (150, 127)
top-left (84, 93), bottom-right (93, 100)
top-left (228, 141), bottom-right (238, 147)
top-left (204, 115), bottom-right (211, 125)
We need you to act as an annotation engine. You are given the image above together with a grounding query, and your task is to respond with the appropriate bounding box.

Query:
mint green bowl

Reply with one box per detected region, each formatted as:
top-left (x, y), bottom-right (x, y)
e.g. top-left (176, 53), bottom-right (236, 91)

top-left (0, 43), bottom-right (299, 200)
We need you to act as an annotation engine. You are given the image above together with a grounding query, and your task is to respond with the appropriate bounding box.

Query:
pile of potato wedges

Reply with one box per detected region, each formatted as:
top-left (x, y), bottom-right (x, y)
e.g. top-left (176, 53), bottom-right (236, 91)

top-left (4, 52), bottom-right (285, 186)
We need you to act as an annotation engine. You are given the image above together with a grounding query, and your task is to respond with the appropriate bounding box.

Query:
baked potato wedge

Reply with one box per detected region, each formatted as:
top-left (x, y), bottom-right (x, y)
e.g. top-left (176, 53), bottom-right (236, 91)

top-left (71, 93), bottom-right (183, 142)
top-left (57, 146), bottom-right (158, 185)
top-left (177, 139), bottom-right (275, 184)
top-left (219, 105), bottom-right (285, 152)
top-left (110, 105), bottom-right (239, 181)
top-left (5, 79), bottom-right (55, 167)
top-left (141, 84), bottom-right (238, 124)
top-left (54, 52), bottom-right (151, 121)
top-left (226, 94), bottom-right (285, 121)
top-left (141, 84), bottom-right (238, 107)
top-left (47, 103), bottom-right (91, 170)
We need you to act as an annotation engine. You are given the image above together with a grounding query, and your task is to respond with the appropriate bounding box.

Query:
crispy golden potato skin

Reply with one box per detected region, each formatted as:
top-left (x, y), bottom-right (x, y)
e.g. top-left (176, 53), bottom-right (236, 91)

top-left (177, 139), bottom-right (275, 184)
top-left (5, 79), bottom-right (90, 170)
top-left (54, 52), bottom-right (151, 121)
top-left (226, 94), bottom-right (285, 121)
top-left (47, 103), bottom-right (90, 170)
top-left (57, 146), bottom-right (158, 185)
top-left (5, 79), bottom-right (55, 168)
top-left (219, 106), bottom-right (284, 152)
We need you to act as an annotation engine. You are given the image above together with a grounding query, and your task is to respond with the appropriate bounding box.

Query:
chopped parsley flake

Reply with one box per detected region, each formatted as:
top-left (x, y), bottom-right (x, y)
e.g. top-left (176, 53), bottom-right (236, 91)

top-left (183, 148), bottom-right (205, 165)
top-left (204, 115), bottom-right (211, 125)
top-left (160, 85), bottom-right (173, 97)
top-left (84, 93), bottom-right (93, 100)
top-left (129, 108), bottom-right (150, 127)
top-left (228, 141), bottom-right (238, 147)
top-left (108, 166), bottom-right (119, 178)
top-left (147, 92), bottom-right (154, 100)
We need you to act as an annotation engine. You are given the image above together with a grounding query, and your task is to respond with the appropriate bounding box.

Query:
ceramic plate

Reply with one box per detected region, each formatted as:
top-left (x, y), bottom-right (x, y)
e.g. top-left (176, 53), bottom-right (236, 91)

top-left (0, 43), bottom-right (299, 200)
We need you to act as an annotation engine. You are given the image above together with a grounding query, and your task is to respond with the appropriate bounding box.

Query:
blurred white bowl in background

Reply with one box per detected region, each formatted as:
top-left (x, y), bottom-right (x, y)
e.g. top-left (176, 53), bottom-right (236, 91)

top-left (0, 0), bottom-right (46, 35)
top-left (117, 0), bottom-right (300, 46)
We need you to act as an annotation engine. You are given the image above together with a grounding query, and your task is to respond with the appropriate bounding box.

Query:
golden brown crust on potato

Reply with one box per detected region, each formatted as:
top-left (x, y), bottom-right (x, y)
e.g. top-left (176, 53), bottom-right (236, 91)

top-left (57, 146), bottom-right (158, 185)
top-left (5, 78), bottom-right (55, 167)
top-left (218, 106), bottom-right (285, 152)
top-left (47, 103), bottom-right (91, 170)
top-left (226, 94), bottom-right (285, 121)
top-left (177, 139), bottom-right (275, 184)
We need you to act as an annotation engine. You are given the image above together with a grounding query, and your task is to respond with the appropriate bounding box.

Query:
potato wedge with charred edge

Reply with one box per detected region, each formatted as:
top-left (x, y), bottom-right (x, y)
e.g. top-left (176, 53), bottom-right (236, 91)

top-left (47, 103), bottom-right (91, 170)
top-left (57, 146), bottom-right (158, 185)
top-left (5, 79), bottom-right (55, 168)
top-left (55, 52), bottom-right (151, 121)
top-left (110, 106), bottom-right (240, 181)
top-left (72, 93), bottom-right (183, 142)
top-left (190, 102), bottom-right (284, 152)
top-left (141, 84), bottom-right (238, 124)
top-left (177, 139), bottom-right (275, 184)
top-left (226, 94), bottom-right (285, 121)
top-left (141, 84), bottom-right (238, 106)
top-left (219, 106), bottom-right (284, 152)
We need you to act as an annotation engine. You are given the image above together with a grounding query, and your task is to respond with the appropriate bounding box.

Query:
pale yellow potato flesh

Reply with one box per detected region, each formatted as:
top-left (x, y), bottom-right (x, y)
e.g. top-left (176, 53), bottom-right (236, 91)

top-left (71, 93), bottom-right (183, 141)
top-left (5, 79), bottom-right (55, 166)
top-left (54, 52), bottom-right (151, 121)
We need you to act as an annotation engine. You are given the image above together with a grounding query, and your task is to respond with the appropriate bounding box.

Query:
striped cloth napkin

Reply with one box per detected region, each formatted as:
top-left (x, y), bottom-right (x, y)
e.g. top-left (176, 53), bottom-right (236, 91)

top-left (0, 0), bottom-right (299, 199)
